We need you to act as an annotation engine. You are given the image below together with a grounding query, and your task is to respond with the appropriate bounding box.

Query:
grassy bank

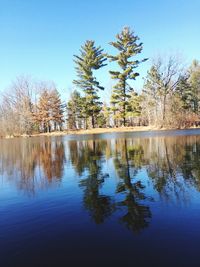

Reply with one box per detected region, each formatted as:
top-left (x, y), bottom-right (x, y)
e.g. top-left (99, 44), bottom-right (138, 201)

top-left (32, 126), bottom-right (153, 136)
top-left (31, 126), bottom-right (199, 137)
top-left (3, 126), bottom-right (200, 139)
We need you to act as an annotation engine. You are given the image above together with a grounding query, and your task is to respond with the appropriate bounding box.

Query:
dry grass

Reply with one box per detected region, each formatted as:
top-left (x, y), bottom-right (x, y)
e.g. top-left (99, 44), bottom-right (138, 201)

top-left (30, 126), bottom-right (181, 137)
top-left (4, 125), bottom-right (200, 139)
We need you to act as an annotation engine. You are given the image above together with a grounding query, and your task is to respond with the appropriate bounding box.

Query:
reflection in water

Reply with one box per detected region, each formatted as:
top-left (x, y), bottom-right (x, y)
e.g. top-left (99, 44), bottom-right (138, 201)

top-left (113, 139), bottom-right (151, 233)
top-left (68, 135), bottom-right (200, 232)
top-left (39, 140), bottom-right (65, 181)
top-left (0, 137), bottom-right (66, 195)
top-left (69, 140), bottom-right (114, 224)
top-left (1, 134), bottom-right (200, 232)
top-left (144, 136), bottom-right (200, 203)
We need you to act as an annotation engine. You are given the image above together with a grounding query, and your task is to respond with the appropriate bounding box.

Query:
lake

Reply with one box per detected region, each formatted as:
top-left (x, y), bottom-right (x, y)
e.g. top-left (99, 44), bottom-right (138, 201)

top-left (1, 129), bottom-right (200, 266)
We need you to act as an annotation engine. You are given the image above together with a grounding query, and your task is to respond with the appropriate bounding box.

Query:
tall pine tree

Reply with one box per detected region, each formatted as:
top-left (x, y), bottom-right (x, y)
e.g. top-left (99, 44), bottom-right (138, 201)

top-left (35, 89), bottom-right (52, 132)
top-left (188, 60), bottom-right (200, 113)
top-left (50, 89), bottom-right (65, 131)
top-left (142, 65), bottom-right (163, 125)
top-left (67, 90), bottom-right (85, 129)
top-left (73, 40), bottom-right (107, 128)
top-left (108, 27), bottom-right (147, 126)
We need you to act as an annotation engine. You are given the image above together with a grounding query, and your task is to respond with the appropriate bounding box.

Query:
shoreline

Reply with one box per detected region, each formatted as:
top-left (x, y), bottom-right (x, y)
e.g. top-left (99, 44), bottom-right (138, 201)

top-left (8, 126), bottom-right (199, 138)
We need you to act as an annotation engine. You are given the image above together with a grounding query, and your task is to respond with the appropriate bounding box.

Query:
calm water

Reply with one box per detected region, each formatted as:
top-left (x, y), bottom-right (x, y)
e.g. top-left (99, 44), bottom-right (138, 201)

top-left (1, 129), bottom-right (200, 266)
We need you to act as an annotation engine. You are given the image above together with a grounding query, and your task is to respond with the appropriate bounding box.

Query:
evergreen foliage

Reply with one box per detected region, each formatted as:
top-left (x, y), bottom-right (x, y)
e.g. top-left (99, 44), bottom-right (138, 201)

top-left (1, 28), bottom-right (200, 136)
top-left (73, 40), bottom-right (107, 128)
top-left (108, 27), bottom-right (147, 126)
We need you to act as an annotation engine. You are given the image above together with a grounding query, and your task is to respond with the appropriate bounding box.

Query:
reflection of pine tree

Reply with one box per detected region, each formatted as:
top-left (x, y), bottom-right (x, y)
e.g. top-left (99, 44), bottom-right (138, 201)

top-left (80, 172), bottom-right (113, 224)
top-left (40, 139), bottom-right (65, 182)
top-left (117, 183), bottom-right (151, 233)
top-left (69, 140), bottom-right (114, 224)
top-left (114, 139), bottom-right (151, 233)
top-left (53, 141), bottom-right (66, 179)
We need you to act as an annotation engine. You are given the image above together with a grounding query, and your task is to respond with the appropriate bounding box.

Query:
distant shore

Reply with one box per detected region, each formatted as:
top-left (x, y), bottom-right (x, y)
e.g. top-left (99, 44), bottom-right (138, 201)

top-left (33, 126), bottom-right (156, 137)
top-left (24, 126), bottom-right (200, 138)
top-left (3, 126), bottom-right (200, 139)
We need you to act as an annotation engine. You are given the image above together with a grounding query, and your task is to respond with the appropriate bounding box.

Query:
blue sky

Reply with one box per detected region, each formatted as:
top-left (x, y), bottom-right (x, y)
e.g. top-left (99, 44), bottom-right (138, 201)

top-left (1, 0), bottom-right (200, 101)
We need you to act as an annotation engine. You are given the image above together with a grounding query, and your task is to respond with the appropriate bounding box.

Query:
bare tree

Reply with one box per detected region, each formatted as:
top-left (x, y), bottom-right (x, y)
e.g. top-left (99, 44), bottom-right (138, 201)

top-left (0, 76), bottom-right (35, 136)
top-left (142, 54), bottom-right (184, 127)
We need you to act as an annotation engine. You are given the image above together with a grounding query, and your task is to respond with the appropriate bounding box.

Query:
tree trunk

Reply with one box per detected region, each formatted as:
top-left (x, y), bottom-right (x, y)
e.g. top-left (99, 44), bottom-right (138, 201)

top-left (47, 122), bottom-right (51, 133)
top-left (123, 78), bottom-right (126, 127)
top-left (85, 117), bottom-right (88, 130)
top-left (43, 122), bottom-right (47, 133)
top-left (162, 94), bottom-right (166, 125)
top-left (123, 115), bottom-right (126, 127)
top-left (91, 114), bottom-right (95, 128)
top-left (113, 109), bottom-right (116, 127)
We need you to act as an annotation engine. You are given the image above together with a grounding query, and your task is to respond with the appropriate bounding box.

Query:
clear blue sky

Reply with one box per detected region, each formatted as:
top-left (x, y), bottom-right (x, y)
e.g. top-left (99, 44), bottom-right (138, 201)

top-left (1, 0), bottom-right (200, 101)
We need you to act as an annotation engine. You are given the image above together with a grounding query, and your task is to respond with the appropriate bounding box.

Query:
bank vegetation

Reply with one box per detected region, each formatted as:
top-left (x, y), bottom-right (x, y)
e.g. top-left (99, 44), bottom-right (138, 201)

top-left (1, 27), bottom-right (200, 137)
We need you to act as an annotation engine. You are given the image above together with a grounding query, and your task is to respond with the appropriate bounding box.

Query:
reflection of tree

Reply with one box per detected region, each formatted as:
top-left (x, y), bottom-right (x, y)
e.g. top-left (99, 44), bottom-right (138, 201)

top-left (0, 137), bottom-right (65, 195)
top-left (69, 140), bottom-right (114, 224)
top-left (114, 139), bottom-right (151, 233)
top-left (180, 139), bottom-right (200, 190)
top-left (80, 172), bottom-right (113, 224)
top-left (39, 140), bottom-right (65, 181)
top-left (144, 136), bottom-right (200, 202)
top-left (2, 133), bottom-right (200, 232)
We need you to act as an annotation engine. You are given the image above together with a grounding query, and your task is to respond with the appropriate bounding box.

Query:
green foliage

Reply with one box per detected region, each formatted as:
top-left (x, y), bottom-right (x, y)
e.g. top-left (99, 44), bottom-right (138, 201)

top-left (50, 89), bottom-right (65, 130)
top-left (143, 65), bottom-right (163, 99)
top-left (73, 40), bottom-right (107, 128)
top-left (96, 104), bottom-right (111, 128)
top-left (67, 90), bottom-right (85, 129)
top-left (108, 27), bottom-right (147, 126)
top-left (127, 92), bottom-right (142, 117)
top-left (188, 60), bottom-right (200, 113)
top-left (3, 28), bottom-right (200, 135)
top-left (175, 74), bottom-right (192, 110)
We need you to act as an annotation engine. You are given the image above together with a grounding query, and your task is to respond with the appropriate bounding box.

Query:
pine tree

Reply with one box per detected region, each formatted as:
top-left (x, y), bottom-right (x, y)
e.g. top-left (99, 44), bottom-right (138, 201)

top-left (108, 27), bottom-right (147, 126)
top-left (110, 90), bottom-right (120, 127)
top-left (34, 90), bottom-right (52, 132)
top-left (175, 74), bottom-right (192, 110)
top-left (127, 92), bottom-right (142, 126)
top-left (67, 90), bottom-right (85, 129)
top-left (50, 89), bottom-right (65, 131)
top-left (188, 60), bottom-right (200, 113)
top-left (142, 65), bottom-right (163, 125)
top-left (96, 103), bottom-right (111, 128)
top-left (73, 40), bottom-right (107, 128)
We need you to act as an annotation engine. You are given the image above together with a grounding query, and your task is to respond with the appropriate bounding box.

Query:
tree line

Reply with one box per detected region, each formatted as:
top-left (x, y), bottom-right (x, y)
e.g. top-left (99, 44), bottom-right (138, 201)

top-left (1, 26), bottom-right (200, 136)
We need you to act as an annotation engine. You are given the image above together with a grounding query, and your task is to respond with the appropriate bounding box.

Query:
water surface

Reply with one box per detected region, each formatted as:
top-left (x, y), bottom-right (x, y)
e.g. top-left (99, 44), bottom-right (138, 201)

top-left (1, 129), bottom-right (200, 266)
